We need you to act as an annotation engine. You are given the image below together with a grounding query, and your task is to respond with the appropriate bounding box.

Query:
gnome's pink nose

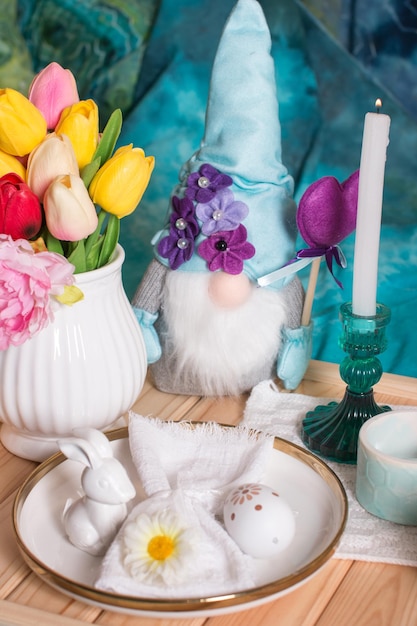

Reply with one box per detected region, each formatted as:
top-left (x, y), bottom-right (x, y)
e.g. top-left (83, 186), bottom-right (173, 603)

top-left (208, 271), bottom-right (253, 308)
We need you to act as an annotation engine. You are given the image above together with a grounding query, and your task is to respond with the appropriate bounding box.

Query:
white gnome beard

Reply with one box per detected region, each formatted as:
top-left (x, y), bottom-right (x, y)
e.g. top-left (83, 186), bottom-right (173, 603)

top-left (160, 270), bottom-right (288, 396)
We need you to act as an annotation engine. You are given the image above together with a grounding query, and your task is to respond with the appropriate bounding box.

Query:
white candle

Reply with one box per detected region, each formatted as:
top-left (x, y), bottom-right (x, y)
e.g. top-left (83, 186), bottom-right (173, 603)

top-left (352, 100), bottom-right (390, 317)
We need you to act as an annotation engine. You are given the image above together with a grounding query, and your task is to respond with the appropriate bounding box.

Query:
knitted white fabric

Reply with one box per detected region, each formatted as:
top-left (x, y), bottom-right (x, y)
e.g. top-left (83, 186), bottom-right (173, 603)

top-left (242, 379), bottom-right (417, 566)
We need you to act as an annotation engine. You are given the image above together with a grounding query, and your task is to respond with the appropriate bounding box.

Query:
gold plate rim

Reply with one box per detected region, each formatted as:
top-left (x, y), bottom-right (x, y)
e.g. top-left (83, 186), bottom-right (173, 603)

top-left (12, 424), bottom-right (348, 614)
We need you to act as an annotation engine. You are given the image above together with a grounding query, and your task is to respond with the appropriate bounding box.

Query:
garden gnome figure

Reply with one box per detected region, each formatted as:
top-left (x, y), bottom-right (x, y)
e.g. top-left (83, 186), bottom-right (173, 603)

top-left (132, 0), bottom-right (312, 395)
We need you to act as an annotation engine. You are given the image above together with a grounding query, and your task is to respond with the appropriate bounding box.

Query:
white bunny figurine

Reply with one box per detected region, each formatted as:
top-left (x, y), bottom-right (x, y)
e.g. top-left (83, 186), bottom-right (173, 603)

top-left (58, 428), bottom-right (136, 556)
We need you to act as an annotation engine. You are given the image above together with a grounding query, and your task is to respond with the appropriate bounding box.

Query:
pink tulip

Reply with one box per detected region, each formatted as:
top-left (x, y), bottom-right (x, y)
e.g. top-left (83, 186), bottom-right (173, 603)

top-left (27, 132), bottom-right (79, 202)
top-left (28, 62), bottom-right (79, 130)
top-left (0, 173), bottom-right (42, 240)
top-left (43, 174), bottom-right (98, 241)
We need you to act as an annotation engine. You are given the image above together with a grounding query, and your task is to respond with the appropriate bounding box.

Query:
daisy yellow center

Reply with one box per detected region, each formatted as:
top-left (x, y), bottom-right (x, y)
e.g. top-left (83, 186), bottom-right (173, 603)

top-left (147, 534), bottom-right (175, 561)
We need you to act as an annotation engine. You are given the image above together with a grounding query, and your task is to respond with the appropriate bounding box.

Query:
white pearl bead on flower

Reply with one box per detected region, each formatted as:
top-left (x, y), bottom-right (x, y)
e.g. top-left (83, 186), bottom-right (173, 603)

top-left (177, 238), bottom-right (189, 249)
top-left (175, 218), bottom-right (187, 230)
top-left (198, 176), bottom-right (210, 188)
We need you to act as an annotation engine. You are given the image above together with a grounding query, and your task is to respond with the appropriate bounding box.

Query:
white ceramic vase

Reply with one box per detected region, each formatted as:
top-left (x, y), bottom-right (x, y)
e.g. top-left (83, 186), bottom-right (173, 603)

top-left (0, 245), bottom-right (147, 462)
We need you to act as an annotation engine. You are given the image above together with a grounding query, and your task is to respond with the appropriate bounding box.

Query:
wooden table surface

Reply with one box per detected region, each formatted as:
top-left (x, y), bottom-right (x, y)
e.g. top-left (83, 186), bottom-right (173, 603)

top-left (1, 360), bottom-right (417, 626)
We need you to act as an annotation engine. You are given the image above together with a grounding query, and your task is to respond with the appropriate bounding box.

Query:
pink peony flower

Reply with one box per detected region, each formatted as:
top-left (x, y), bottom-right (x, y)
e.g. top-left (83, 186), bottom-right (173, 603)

top-left (0, 235), bottom-right (76, 350)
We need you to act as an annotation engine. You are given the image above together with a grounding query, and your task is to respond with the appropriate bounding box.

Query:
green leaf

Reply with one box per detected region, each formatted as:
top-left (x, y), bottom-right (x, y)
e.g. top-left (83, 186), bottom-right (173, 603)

top-left (84, 209), bottom-right (107, 258)
top-left (44, 230), bottom-right (64, 255)
top-left (81, 157), bottom-right (101, 188)
top-left (92, 108), bottom-right (123, 166)
top-left (86, 238), bottom-right (103, 271)
top-left (67, 240), bottom-right (87, 274)
top-left (97, 214), bottom-right (120, 268)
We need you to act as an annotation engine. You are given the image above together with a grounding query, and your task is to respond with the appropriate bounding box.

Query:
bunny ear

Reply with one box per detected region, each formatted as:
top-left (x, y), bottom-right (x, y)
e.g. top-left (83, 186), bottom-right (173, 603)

top-left (71, 427), bottom-right (114, 458)
top-left (58, 437), bottom-right (103, 469)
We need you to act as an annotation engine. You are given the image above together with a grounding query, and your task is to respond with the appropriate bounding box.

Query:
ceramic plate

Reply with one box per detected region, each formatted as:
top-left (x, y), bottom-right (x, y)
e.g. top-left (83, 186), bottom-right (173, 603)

top-left (13, 426), bottom-right (347, 618)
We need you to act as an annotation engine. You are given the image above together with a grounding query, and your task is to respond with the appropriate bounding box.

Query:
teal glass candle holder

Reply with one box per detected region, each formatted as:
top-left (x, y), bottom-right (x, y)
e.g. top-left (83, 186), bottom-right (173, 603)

top-left (301, 302), bottom-right (391, 464)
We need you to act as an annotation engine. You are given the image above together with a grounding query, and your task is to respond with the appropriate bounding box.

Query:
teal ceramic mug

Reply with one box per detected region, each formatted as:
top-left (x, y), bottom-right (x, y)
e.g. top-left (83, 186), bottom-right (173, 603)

top-left (356, 410), bottom-right (417, 525)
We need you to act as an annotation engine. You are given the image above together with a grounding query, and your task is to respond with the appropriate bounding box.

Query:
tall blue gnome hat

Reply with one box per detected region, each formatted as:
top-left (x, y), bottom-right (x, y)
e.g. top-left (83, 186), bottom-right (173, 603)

top-left (153, 0), bottom-right (297, 289)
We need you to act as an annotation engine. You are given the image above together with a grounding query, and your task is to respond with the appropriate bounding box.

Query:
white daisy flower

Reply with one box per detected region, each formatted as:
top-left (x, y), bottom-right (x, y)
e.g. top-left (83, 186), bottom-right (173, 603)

top-left (122, 508), bottom-right (197, 585)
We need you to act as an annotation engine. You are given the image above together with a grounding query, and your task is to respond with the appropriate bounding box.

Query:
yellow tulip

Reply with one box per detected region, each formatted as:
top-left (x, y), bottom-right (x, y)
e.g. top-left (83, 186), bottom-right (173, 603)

top-left (0, 150), bottom-right (26, 179)
top-left (55, 99), bottom-right (99, 169)
top-left (27, 132), bottom-right (79, 201)
top-left (0, 88), bottom-right (47, 156)
top-left (89, 145), bottom-right (155, 218)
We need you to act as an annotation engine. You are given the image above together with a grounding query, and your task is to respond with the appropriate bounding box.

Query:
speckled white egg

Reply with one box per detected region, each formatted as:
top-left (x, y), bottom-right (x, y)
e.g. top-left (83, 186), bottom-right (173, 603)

top-left (223, 483), bottom-right (296, 559)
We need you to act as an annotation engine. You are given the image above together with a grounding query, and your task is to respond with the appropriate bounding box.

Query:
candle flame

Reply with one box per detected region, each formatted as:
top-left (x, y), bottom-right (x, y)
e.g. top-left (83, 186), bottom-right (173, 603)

top-left (375, 98), bottom-right (382, 110)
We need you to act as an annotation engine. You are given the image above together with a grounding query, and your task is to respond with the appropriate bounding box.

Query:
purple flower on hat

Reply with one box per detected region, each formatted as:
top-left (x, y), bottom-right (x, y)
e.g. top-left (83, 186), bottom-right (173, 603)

top-left (157, 229), bottom-right (195, 270)
top-left (198, 225), bottom-right (255, 275)
top-left (196, 188), bottom-right (249, 236)
top-left (169, 195), bottom-right (199, 238)
top-left (186, 163), bottom-right (233, 203)
top-left (157, 196), bottom-right (199, 269)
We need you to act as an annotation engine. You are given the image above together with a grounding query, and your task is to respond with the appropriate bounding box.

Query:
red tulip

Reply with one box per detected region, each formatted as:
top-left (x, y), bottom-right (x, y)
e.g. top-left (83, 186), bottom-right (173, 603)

top-left (0, 173), bottom-right (42, 239)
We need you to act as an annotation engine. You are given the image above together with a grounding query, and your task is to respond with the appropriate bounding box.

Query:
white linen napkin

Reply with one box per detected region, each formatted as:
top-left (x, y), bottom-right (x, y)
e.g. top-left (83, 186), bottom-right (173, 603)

top-left (242, 379), bottom-right (417, 566)
top-left (95, 413), bottom-right (274, 598)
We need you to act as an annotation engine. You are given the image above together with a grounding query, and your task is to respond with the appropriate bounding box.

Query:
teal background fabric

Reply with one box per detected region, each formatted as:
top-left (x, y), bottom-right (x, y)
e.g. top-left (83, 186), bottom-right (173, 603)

top-left (14, 0), bottom-right (159, 122)
top-left (2, 0), bottom-right (417, 379)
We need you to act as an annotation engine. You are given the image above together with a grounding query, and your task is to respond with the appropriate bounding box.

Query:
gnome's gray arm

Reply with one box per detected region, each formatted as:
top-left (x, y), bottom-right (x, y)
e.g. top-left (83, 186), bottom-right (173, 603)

top-left (131, 260), bottom-right (167, 363)
top-left (277, 277), bottom-right (313, 390)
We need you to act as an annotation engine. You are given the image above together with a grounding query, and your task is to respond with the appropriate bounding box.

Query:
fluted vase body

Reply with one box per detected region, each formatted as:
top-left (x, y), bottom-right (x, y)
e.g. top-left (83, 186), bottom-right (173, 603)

top-left (0, 245), bottom-right (146, 461)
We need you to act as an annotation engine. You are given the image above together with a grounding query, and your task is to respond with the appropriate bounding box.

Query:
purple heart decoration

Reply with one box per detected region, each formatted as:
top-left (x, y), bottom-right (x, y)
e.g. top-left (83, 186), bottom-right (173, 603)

top-left (294, 170), bottom-right (359, 288)
top-left (297, 170), bottom-right (359, 248)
